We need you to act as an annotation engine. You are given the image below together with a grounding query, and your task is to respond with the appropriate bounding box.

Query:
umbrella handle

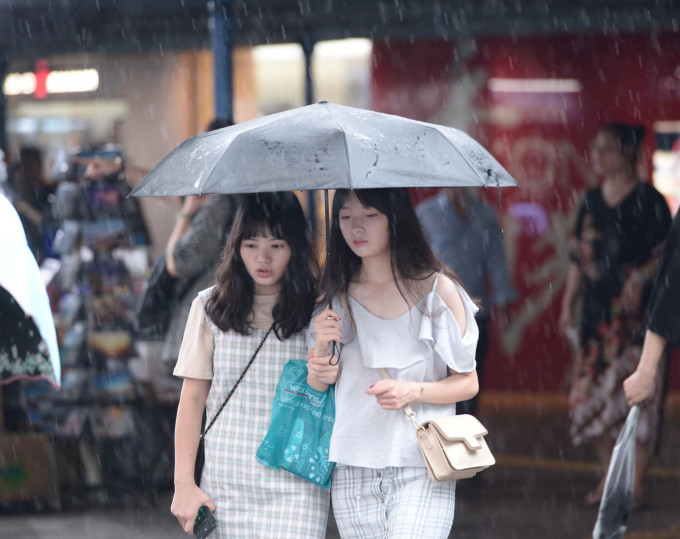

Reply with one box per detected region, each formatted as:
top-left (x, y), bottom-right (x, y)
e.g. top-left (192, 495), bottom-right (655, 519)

top-left (328, 342), bottom-right (340, 365)
top-left (324, 188), bottom-right (341, 366)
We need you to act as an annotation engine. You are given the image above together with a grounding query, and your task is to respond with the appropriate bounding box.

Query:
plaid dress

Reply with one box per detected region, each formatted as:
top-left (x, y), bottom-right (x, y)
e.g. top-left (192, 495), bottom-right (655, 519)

top-left (198, 293), bottom-right (329, 538)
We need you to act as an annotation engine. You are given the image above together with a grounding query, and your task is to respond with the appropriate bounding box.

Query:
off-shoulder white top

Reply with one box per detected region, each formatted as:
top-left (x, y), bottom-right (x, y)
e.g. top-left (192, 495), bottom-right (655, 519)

top-left (307, 275), bottom-right (479, 468)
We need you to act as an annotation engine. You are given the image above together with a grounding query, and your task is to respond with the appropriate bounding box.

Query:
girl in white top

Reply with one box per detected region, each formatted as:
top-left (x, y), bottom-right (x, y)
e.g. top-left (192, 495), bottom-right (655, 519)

top-left (307, 188), bottom-right (480, 539)
top-left (171, 193), bottom-right (329, 538)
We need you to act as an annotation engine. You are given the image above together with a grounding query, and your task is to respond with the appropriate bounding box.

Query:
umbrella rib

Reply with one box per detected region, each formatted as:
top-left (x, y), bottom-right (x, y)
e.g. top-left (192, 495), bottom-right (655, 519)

top-left (323, 104), bottom-right (353, 188)
top-left (435, 127), bottom-right (490, 187)
top-left (198, 132), bottom-right (246, 195)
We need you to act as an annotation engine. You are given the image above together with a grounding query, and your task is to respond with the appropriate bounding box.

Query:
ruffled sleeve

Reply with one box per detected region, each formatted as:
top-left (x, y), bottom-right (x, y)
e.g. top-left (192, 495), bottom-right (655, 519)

top-left (419, 283), bottom-right (479, 373)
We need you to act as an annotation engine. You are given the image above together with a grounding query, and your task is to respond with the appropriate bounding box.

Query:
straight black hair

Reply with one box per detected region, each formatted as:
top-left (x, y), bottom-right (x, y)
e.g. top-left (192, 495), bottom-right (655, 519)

top-left (600, 123), bottom-right (647, 165)
top-left (320, 188), bottom-right (465, 333)
top-left (205, 192), bottom-right (318, 339)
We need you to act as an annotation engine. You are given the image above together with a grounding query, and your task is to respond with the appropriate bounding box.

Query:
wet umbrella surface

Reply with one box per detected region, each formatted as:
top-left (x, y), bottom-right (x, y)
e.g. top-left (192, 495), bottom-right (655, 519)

top-left (129, 101), bottom-right (519, 198)
top-left (129, 101), bottom-right (519, 308)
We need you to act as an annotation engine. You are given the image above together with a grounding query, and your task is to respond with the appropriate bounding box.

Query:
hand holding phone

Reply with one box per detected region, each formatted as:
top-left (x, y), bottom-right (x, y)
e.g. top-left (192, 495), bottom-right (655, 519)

top-left (193, 505), bottom-right (217, 539)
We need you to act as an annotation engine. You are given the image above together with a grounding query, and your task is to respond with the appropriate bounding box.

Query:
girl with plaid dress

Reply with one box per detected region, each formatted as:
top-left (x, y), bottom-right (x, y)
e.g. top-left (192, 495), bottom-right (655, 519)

top-left (307, 188), bottom-right (480, 539)
top-left (171, 193), bottom-right (329, 538)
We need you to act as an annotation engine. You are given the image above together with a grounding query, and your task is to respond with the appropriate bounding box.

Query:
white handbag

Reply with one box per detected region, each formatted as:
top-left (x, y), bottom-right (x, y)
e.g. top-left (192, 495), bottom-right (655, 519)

top-left (378, 369), bottom-right (495, 482)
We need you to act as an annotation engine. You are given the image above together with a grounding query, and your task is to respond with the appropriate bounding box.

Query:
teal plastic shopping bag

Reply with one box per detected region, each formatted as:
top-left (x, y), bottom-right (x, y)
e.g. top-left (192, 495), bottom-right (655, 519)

top-left (256, 359), bottom-right (335, 489)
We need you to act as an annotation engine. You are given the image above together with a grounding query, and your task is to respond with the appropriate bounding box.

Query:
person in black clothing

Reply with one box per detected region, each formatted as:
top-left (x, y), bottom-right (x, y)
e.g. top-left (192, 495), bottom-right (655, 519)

top-left (624, 210), bottom-right (680, 405)
top-left (11, 147), bottom-right (56, 262)
top-left (559, 123), bottom-right (672, 507)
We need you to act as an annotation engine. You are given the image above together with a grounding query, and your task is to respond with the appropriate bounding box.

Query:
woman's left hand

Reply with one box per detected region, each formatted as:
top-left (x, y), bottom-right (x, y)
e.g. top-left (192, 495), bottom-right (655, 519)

top-left (307, 354), bottom-right (340, 386)
top-left (366, 380), bottom-right (419, 410)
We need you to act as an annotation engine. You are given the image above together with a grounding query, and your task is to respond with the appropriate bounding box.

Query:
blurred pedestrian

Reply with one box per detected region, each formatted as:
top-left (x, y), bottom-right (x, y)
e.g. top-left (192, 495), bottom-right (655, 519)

top-left (308, 188), bottom-right (479, 538)
top-left (559, 123), bottom-right (672, 508)
top-left (624, 210), bottom-right (680, 405)
top-left (9, 147), bottom-right (56, 262)
top-left (171, 193), bottom-right (328, 538)
top-left (161, 120), bottom-right (242, 370)
top-left (416, 187), bottom-right (517, 416)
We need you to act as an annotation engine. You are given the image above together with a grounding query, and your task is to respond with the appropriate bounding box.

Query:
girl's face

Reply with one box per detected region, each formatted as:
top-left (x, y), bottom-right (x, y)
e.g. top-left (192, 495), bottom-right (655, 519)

top-left (590, 130), bottom-right (630, 176)
top-left (239, 231), bottom-right (291, 295)
top-left (338, 191), bottom-right (390, 259)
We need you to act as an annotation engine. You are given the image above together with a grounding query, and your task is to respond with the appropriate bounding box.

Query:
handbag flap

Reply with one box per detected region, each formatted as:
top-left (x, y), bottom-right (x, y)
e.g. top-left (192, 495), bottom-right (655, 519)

top-left (424, 414), bottom-right (488, 450)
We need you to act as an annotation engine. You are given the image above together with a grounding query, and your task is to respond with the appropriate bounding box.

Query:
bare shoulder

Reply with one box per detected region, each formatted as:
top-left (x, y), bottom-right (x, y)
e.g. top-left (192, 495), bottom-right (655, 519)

top-left (434, 274), bottom-right (468, 333)
top-left (434, 274), bottom-right (464, 309)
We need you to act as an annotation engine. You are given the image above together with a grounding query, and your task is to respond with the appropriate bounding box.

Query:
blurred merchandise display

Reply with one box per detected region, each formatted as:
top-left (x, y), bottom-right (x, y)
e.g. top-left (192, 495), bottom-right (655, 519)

top-left (16, 149), bottom-right (178, 504)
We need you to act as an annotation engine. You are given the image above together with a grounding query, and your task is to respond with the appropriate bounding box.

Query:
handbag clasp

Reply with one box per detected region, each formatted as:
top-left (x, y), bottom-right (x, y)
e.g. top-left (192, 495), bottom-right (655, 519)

top-left (403, 406), bottom-right (421, 429)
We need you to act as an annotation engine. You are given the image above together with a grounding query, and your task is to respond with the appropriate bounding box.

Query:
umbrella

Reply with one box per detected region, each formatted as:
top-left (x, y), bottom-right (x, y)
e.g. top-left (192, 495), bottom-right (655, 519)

top-left (592, 405), bottom-right (640, 539)
top-left (129, 101), bottom-right (518, 197)
top-left (0, 194), bottom-right (61, 387)
top-left (130, 101), bottom-right (518, 289)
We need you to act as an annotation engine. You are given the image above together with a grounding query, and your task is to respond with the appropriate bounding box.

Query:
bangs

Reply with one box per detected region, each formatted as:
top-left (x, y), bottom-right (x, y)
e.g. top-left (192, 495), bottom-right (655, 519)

top-left (353, 190), bottom-right (381, 209)
top-left (240, 201), bottom-right (286, 240)
top-left (336, 188), bottom-right (409, 216)
top-left (334, 189), bottom-right (378, 211)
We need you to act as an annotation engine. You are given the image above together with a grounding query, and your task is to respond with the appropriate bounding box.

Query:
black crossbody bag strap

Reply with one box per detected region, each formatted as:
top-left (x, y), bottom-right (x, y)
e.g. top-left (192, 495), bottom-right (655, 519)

top-left (201, 325), bottom-right (273, 439)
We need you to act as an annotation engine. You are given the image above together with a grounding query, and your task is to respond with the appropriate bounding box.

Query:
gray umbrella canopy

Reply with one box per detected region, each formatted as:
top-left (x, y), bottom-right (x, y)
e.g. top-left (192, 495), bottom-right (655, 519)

top-left (129, 101), bottom-right (518, 197)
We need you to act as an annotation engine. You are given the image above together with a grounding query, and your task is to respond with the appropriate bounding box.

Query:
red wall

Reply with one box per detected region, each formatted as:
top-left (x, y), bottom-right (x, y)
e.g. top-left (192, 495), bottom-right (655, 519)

top-left (371, 33), bottom-right (680, 391)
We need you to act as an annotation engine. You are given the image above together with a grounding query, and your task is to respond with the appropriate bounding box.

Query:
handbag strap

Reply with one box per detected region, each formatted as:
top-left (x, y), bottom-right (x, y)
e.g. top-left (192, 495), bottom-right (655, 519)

top-left (378, 368), bottom-right (421, 429)
top-left (201, 325), bottom-right (273, 439)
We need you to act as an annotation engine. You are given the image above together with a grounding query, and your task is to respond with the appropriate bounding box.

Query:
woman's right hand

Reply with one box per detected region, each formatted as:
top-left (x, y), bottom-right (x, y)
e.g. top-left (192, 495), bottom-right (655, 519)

top-left (313, 308), bottom-right (342, 357)
top-left (623, 368), bottom-right (656, 406)
top-left (171, 482), bottom-right (216, 535)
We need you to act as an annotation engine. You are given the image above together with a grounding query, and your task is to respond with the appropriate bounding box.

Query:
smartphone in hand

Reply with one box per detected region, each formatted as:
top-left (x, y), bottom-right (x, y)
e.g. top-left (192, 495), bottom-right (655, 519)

top-left (194, 505), bottom-right (217, 539)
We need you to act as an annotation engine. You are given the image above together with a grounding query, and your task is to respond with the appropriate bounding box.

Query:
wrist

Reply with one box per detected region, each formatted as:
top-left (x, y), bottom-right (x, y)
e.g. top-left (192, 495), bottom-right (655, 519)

top-left (412, 381), bottom-right (425, 402)
top-left (637, 361), bottom-right (657, 376)
top-left (174, 475), bottom-right (196, 487)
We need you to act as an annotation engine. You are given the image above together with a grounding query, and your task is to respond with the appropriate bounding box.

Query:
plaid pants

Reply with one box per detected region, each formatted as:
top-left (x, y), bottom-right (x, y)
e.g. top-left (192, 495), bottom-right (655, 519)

top-left (332, 465), bottom-right (456, 539)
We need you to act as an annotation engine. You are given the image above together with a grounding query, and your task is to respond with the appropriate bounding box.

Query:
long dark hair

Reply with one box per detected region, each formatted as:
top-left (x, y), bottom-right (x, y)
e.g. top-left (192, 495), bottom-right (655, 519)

top-left (205, 192), bottom-right (318, 339)
top-left (600, 123), bottom-right (647, 165)
top-left (321, 188), bottom-right (463, 331)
